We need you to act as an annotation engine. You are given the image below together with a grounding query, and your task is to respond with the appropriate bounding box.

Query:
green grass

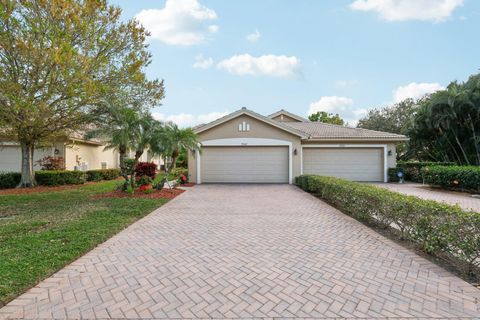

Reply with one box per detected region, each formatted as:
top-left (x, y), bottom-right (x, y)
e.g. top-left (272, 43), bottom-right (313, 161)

top-left (0, 180), bottom-right (168, 306)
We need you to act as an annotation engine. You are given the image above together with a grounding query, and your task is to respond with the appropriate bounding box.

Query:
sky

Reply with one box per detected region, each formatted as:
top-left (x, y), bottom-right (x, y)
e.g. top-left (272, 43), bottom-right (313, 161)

top-left (111, 0), bottom-right (480, 127)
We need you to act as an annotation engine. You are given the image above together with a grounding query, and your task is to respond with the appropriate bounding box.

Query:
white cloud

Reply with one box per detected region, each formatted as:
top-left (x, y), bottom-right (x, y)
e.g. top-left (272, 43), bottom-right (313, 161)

top-left (350, 0), bottom-right (463, 22)
top-left (246, 29), bottom-right (261, 42)
top-left (217, 54), bottom-right (301, 78)
top-left (135, 0), bottom-right (218, 46)
top-left (193, 54), bottom-right (214, 69)
top-left (393, 82), bottom-right (444, 103)
top-left (152, 111), bottom-right (229, 127)
top-left (308, 96), bottom-right (366, 125)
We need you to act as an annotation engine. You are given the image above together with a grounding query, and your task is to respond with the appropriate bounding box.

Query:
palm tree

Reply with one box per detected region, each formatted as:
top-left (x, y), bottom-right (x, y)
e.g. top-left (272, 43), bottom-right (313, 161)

top-left (150, 123), bottom-right (200, 188)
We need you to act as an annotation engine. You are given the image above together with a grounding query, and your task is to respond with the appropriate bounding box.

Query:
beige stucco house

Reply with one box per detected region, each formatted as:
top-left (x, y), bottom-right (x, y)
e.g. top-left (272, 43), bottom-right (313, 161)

top-left (0, 136), bottom-right (161, 172)
top-left (188, 108), bottom-right (408, 184)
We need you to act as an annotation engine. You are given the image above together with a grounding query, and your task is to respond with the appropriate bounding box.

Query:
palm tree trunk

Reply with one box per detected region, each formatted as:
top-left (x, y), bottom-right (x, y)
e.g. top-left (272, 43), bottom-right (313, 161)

top-left (467, 116), bottom-right (480, 165)
top-left (452, 131), bottom-right (470, 165)
top-left (18, 141), bottom-right (36, 188)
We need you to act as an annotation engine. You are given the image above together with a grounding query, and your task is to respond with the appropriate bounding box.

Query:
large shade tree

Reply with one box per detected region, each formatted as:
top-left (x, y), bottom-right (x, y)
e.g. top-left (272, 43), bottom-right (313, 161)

top-left (0, 0), bottom-right (164, 187)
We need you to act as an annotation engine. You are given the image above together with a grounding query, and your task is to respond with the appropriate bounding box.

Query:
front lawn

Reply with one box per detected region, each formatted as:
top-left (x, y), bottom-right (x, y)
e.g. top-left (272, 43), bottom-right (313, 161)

top-left (0, 180), bottom-right (169, 306)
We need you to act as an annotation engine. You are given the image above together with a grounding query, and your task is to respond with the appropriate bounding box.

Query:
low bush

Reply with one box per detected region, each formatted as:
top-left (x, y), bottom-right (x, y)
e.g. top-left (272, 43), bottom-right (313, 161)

top-left (172, 167), bottom-right (188, 177)
top-left (35, 170), bottom-right (85, 186)
top-left (86, 169), bottom-right (120, 181)
top-left (296, 175), bottom-right (480, 276)
top-left (135, 162), bottom-right (157, 179)
top-left (0, 172), bottom-right (21, 189)
top-left (397, 161), bottom-right (454, 182)
top-left (421, 165), bottom-right (480, 192)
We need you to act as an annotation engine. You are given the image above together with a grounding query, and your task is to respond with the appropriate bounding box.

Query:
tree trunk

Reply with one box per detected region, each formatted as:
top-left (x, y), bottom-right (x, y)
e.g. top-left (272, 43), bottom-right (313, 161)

top-left (130, 150), bottom-right (143, 190)
top-left (18, 141), bottom-right (35, 188)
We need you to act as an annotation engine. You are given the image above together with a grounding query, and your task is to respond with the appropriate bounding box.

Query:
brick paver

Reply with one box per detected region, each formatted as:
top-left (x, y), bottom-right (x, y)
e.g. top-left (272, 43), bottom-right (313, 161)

top-left (1, 184), bottom-right (479, 319)
top-left (373, 182), bottom-right (480, 212)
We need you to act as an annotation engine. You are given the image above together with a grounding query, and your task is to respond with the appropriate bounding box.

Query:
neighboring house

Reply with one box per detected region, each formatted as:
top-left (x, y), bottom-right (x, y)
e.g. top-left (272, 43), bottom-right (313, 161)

top-left (188, 108), bottom-right (408, 184)
top-left (0, 134), bottom-right (162, 172)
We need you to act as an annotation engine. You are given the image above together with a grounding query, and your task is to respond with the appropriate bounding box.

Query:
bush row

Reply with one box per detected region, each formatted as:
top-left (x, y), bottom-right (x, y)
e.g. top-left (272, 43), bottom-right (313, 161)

top-left (85, 169), bottom-right (121, 182)
top-left (0, 172), bottom-right (21, 189)
top-left (421, 165), bottom-right (480, 192)
top-left (1, 169), bottom-right (121, 188)
top-left (396, 161), bottom-right (454, 182)
top-left (35, 170), bottom-right (86, 186)
top-left (296, 175), bottom-right (480, 274)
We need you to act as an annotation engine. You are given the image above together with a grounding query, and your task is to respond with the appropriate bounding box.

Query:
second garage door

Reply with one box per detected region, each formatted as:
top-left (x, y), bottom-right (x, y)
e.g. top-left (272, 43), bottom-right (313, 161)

top-left (201, 146), bottom-right (289, 183)
top-left (303, 148), bottom-right (384, 182)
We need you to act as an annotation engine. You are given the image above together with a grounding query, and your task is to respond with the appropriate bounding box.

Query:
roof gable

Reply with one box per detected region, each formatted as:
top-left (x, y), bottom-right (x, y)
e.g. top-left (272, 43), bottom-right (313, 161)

top-left (194, 108), bottom-right (308, 138)
top-left (268, 109), bottom-right (309, 122)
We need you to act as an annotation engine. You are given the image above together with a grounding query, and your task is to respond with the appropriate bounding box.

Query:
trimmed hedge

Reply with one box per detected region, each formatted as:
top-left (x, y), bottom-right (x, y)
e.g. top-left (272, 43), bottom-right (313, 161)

top-left (35, 170), bottom-right (85, 186)
top-left (86, 169), bottom-right (121, 182)
top-left (0, 172), bottom-right (21, 189)
top-left (296, 175), bottom-right (480, 274)
top-left (421, 165), bottom-right (480, 192)
top-left (397, 161), bottom-right (454, 182)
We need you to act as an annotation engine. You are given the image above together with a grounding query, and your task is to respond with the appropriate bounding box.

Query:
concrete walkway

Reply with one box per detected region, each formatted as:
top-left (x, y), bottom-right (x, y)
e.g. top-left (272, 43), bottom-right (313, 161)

top-left (373, 182), bottom-right (480, 212)
top-left (1, 185), bottom-right (479, 319)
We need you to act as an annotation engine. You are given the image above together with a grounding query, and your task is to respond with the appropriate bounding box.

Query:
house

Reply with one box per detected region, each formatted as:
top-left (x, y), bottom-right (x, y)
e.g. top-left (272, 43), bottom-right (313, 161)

top-left (188, 108), bottom-right (408, 184)
top-left (0, 134), bottom-right (161, 172)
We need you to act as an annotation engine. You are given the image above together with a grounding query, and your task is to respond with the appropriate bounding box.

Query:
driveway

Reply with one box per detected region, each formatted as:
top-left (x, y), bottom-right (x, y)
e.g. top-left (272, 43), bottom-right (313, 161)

top-left (373, 182), bottom-right (480, 212)
top-left (1, 185), bottom-right (479, 319)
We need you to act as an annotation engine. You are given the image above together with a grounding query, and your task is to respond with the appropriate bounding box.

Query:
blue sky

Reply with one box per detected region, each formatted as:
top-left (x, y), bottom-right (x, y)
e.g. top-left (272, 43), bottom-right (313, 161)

top-left (112, 0), bottom-right (480, 126)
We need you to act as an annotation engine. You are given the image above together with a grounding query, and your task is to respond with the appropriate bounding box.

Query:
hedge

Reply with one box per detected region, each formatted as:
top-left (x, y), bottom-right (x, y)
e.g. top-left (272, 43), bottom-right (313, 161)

top-left (397, 161), bottom-right (454, 182)
top-left (0, 172), bottom-right (21, 189)
top-left (35, 170), bottom-right (85, 186)
top-left (296, 175), bottom-right (480, 274)
top-left (387, 167), bottom-right (404, 182)
top-left (85, 169), bottom-right (121, 182)
top-left (421, 165), bottom-right (480, 192)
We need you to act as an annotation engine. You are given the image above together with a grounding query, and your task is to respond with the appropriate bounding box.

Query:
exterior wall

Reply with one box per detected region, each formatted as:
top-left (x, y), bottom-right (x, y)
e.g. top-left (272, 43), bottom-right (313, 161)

top-left (190, 114), bottom-right (303, 183)
top-left (65, 141), bottom-right (119, 170)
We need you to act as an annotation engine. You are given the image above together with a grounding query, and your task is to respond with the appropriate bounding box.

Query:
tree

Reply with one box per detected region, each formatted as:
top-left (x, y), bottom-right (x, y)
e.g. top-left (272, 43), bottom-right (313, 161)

top-left (0, 0), bottom-right (164, 187)
top-left (357, 99), bottom-right (418, 159)
top-left (408, 75), bottom-right (480, 165)
top-left (308, 111), bottom-right (345, 125)
top-left (151, 124), bottom-right (200, 188)
top-left (86, 103), bottom-right (162, 190)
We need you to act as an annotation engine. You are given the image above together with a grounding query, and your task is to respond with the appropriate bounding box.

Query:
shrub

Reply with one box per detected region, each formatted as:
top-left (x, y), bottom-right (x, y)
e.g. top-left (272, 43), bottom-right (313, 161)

top-left (421, 165), bottom-right (480, 192)
top-left (397, 161), bottom-right (454, 182)
top-left (0, 172), bottom-right (21, 189)
top-left (172, 167), bottom-right (188, 177)
top-left (36, 156), bottom-right (65, 170)
top-left (388, 167), bottom-right (404, 182)
top-left (297, 175), bottom-right (480, 274)
top-left (86, 169), bottom-right (120, 181)
top-left (35, 170), bottom-right (85, 186)
top-left (135, 162), bottom-right (157, 179)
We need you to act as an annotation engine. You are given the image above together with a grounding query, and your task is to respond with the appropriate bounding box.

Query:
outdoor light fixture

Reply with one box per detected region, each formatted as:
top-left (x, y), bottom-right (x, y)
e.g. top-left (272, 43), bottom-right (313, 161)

top-left (388, 150), bottom-right (392, 156)
top-left (293, 148), bottom-right (298, 155)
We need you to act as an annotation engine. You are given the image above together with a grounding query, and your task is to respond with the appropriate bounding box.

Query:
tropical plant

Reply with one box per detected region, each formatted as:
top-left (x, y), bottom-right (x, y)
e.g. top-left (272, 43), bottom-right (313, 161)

top-left (308, 111), bottom-right (345, 125)
top-left (151, 124), bottom-right (200, 188)
top-left (0, 0), bottom-right (164, 187)
top-left (409, 75), bottom-right (480, 165)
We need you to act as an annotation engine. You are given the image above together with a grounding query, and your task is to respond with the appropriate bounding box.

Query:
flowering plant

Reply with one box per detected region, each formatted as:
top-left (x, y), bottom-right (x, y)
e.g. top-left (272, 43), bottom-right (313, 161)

top-left (178, 174), bottom-right (187, 185)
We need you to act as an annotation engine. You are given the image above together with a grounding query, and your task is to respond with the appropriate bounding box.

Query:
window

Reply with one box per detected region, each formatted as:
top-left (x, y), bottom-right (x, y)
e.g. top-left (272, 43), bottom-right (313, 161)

top-left (238, 121), bottom-right (250, 132)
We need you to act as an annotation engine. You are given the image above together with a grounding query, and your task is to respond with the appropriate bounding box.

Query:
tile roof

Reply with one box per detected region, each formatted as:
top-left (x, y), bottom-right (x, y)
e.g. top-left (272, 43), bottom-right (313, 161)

top-left (283, 121), bottom-right (408, 140)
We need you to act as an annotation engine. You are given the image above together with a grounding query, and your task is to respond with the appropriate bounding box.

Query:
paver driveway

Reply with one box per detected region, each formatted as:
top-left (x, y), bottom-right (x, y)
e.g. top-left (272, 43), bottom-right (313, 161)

top-left (1, 185), bottom-right (479, 319)
top-left (373, 183), bottom-right (480, 213)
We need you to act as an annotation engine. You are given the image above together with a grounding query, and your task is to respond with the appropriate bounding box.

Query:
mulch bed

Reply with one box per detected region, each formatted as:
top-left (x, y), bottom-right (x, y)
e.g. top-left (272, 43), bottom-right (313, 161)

top-left (179, 183), bottom-right (195, 187)
top-left (93, 188), bottom-right (185, 199)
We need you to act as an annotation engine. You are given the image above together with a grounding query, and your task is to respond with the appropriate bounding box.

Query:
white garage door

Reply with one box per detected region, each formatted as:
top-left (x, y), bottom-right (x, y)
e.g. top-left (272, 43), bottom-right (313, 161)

top-left (0, 146), bottom-right (22, 172)
top-left (201, 146), bottom-right (289, 183)
top-left (303, 148), bottom-right (384, 182)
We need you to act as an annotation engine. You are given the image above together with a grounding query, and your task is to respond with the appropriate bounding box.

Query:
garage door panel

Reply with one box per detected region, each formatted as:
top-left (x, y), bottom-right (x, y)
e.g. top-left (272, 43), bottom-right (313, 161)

top-left (201, 146), bottom-right (288, 183)
top-left (303, 148), bottom-right (383, 182)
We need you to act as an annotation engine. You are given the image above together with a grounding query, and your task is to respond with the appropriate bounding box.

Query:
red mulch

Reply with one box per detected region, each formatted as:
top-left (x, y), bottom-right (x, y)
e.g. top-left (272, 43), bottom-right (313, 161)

top-left (179, 183), bottom-right (195, 187)
top-left (93, 188), bottom-right (185, 199)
